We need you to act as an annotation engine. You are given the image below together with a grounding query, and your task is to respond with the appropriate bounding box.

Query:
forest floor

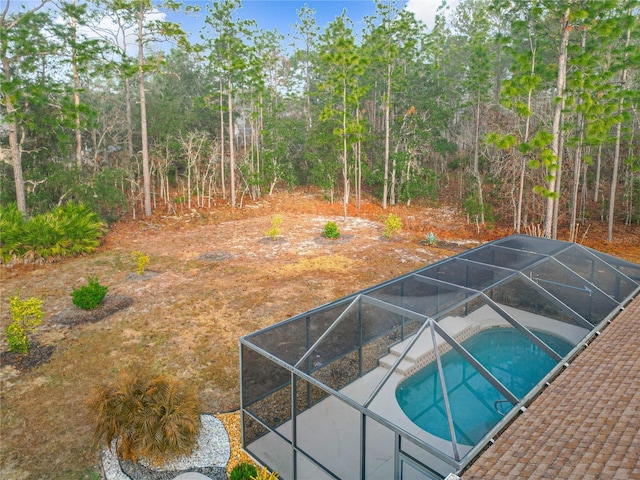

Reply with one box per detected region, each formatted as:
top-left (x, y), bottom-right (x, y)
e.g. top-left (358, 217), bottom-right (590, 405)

top-left (1, 188), bottom-right (639, 479)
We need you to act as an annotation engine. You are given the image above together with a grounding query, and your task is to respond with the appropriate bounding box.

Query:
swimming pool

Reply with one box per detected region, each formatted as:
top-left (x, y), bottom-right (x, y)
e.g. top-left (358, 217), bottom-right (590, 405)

top-left (395, 327), bottom-right (573, 446)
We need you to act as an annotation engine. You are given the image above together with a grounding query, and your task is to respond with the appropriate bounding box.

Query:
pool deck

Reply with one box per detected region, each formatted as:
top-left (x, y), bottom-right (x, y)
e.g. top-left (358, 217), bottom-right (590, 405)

top-left (461, 295), bottom-right (640, 479)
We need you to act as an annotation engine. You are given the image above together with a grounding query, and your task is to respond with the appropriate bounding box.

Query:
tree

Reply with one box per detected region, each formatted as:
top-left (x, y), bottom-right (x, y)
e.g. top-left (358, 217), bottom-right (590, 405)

top-left (318, 12), bottom-right (368, 219)
top-left (363, 0), bottom-right (423, 209)
top-left (1, 0), bottom-right (58, 215)
top-left (97, 0), bottom-right (187, 217)
top-left (454, 0), bottom-right (493, 225)
top-left (202, 0), bottom-right (255, 208)
top-left (291, 5), bottom-right (319, 129)
top-left (607, 2), bottom-right (638, 241)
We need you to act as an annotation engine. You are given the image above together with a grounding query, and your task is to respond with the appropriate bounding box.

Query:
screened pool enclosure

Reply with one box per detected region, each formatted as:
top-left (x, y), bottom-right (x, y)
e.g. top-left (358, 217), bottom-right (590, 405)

top-left (239, 235), bottom-right (640, 480)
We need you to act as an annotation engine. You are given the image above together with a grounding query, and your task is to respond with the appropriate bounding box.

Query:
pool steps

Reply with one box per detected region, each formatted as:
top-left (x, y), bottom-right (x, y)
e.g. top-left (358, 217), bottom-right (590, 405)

top-left (378, 317), bottom-right (481, 377)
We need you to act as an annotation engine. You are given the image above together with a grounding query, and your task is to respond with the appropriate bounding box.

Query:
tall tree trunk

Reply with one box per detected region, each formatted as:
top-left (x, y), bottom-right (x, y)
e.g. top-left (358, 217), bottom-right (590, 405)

top-left (219, 78), bottom-right (226, 199)
top-left (2, 16), bottom-right (26, 215)
top-left (356, 106), bottom-right (362, 210)
top-left (607, 17), bottom-right (631, 242)
top-left (569, 122), bottom-right (584, 242)
top-left (228, 76), bottom-right (236, 207)
top-left (568, 28), bottom-right (588, 243)
top-left (5, 95), bottom-right (27, 215)
top-left (382, 63), bottom-right (391, 209)
top-left (552, 128), bottom-right (565, 239)
top-left (125, 76), bottom-right (134, 159)
top-left (593, 143), bottom-right (602, 202)
top-left (342, 79), bottom-right (348, 220)
top-left (473, 92), bottom-right (484, 224)
top-left (72, 0), bottom-right (82, 167)
top-left (138, 0), bottom-right (151, 217)
top-left (516, 35), bottom-right (537, 233)
top-left (543, 6), bottom-right (570, 239)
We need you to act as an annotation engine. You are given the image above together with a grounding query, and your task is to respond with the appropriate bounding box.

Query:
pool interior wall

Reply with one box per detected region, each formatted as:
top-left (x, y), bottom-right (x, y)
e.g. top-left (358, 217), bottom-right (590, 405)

top-left (240, 235), bottom-right (640, 480)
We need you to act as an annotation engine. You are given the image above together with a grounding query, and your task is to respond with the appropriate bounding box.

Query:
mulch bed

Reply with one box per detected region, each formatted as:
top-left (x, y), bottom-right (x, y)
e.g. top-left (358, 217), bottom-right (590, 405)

top-left (2, 295), bottom-right (134, 372)
top-left (0, 341), bottom-right (56, 372)
top-left (313, 234), bottom-right (354, 245)
top-left (196, 251), bottom-right (236, 262)
top-left (50, 294), bottom-right (134, 326)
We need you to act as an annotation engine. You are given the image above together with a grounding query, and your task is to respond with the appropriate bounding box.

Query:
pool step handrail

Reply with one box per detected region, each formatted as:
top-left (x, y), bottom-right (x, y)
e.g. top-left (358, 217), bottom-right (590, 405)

top-left (494, 399), bottom-right (512, 416)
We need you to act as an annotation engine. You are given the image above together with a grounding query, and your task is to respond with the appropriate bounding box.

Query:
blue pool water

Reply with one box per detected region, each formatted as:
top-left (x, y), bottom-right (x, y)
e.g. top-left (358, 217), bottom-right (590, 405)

top-left (395, 328), bottom-right (573, 445)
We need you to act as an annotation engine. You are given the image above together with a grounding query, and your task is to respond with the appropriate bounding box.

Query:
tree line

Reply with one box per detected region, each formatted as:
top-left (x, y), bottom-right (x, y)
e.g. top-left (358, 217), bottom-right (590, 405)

top-left (1, 0), bottom-right (639, 240)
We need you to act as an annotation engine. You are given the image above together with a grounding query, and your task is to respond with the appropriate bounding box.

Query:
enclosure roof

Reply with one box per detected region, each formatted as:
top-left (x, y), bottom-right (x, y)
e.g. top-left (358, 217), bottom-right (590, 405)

top-left (242, 234), bottom-right (640, 475)
top-left (246, 234), bottom-right (640, 364)
top-left (461, 295), bottom-right (640, 479)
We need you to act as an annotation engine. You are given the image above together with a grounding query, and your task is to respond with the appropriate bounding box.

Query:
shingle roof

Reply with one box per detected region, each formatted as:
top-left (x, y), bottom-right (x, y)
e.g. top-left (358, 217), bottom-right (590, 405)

top-left (461, 295), bottom-right (640, 480)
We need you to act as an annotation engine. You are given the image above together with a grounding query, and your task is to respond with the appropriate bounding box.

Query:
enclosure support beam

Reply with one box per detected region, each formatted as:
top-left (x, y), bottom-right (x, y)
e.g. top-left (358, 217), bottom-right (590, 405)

top-left (430, 320), bottom-right (461, 461)
top-left (431, 321), bottom-right (519, 405)
top-left (294, 295), bottom-right (362, 369)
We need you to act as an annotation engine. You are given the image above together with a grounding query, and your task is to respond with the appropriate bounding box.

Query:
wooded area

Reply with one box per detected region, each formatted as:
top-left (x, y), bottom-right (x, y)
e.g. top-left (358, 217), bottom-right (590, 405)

top-left (2, 0), bottom-right (639, 240)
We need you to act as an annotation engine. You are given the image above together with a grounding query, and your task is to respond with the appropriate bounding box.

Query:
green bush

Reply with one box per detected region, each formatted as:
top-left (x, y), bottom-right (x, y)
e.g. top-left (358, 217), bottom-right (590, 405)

top-left (72, 277), bottom-right (108, 310)
top-left (131, 251), bottom-right (150, 275)
top-left (265, 214), bottom-right (283, 240)
top-left (383, 213), bottom-right (402, 239)
top-left (322, 221), bottom-right (340, 239)
top-left (230, 462), bottom-right (258, 480)
top-left (251, 467), bottom-right (279, 480)
top-left (87, 369), bottom-right (202, 466)
top-left (5, 292), bottom-right (44, 354)
top-left (0, 204), bottom-right (24, 263)
top-left (0, 202), bottom-right (105, 263)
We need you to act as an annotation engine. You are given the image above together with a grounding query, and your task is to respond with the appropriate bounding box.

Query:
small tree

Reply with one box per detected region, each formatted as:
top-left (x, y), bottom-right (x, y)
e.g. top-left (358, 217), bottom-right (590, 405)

top-left (5, 292), bottom-right (44, 354)
top-left (131, 251), bottom-right (150, 275)
top-left (322, 221), bottom-right (340, 239)
top-left (265, 214), bottom-right (283, 240)
top-left (383, 213), bottom-right (402, 239)
top-left (72, 277), bottom-right (108, 310)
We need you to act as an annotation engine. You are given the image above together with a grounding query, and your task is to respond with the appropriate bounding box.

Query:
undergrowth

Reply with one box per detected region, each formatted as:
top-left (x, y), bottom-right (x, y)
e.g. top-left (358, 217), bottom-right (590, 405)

top-left (0, 203), bottom-right (106, 264)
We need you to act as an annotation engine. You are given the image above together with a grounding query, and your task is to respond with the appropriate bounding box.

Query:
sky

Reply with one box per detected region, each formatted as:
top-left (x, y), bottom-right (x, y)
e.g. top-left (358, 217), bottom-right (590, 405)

top-left (174, 0), bottom-right (459, 39)
top-left (12, 0), bottom-right (461, 52)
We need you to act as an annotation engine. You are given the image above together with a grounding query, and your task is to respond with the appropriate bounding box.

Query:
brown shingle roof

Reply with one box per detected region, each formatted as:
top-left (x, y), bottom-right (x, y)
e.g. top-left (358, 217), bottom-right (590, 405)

top-left (461, 295), bottom-right (640, 479)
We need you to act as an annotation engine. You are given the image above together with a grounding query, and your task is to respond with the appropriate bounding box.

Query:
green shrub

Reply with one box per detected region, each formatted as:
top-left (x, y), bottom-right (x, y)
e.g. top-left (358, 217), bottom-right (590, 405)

top-left (322, 221), bottom-right (340, 239)
top-left (230, 462), bottom-right (258, 480)
top-left (87, 369), bottom-right (202, 466)
top-left (265, 214), bottom-right (283, 240)
top-left (383, 213), bottom-right (402, 239)
top-left (5, 292), bottom-right (44, 354)
top-left (0, 202), bottom-right (105, 263)
top-left (251, 467), bottom-right (279, 480)
top-left (425, 232), bottom-right (438, 245)
top-left (72, 277), bottom-right (108, 310)
top-left (131, 251), bottom-right (150, 275)
top-left (0, 204), bottom-right (24, 263)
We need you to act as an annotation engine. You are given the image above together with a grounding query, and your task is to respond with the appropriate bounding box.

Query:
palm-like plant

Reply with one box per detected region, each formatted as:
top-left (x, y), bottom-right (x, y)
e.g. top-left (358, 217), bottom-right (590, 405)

top-left (0, 204), bottom-right (24, 262)
top-left (0, 202), bottom-right (105, 263)
top-left (87, 369), bottom-right (202, 466)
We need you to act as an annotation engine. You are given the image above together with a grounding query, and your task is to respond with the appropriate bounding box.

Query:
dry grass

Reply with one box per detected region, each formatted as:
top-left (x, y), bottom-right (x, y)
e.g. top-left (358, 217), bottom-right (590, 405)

top-left (1, 189), bottom-right (638, 479)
